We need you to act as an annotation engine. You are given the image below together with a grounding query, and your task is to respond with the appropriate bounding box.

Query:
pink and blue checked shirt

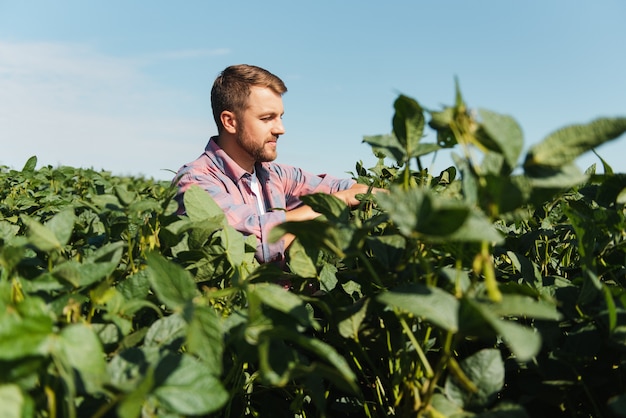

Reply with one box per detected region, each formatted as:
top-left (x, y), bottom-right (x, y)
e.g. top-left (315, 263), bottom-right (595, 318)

top-left (174, 138), bottom-right (355, 263)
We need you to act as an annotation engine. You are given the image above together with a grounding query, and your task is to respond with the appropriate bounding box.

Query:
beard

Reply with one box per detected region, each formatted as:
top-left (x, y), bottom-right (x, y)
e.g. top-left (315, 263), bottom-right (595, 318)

top-left (236, 124), bottom-right (277, 163)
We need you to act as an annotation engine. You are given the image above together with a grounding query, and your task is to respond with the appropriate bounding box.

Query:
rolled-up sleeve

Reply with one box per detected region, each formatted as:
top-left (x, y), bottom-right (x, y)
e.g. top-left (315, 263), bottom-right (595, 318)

top-left (270, 165), bottom-right (356, 211)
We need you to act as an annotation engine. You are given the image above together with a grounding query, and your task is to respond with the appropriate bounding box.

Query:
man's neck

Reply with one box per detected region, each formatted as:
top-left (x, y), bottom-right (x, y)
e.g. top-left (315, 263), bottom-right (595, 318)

top-left (215, 134), bottom-right (255, 173)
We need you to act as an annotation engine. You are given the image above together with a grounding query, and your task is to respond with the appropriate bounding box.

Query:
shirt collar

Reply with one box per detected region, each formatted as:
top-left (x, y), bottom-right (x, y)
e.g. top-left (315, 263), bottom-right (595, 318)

top-left (205, 137), bottom-right (271, 184)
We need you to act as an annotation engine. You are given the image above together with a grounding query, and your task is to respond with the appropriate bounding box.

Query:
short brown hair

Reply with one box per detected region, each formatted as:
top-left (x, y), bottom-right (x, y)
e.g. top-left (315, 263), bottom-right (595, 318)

top-left (211, 64), bottom-right (287, 133)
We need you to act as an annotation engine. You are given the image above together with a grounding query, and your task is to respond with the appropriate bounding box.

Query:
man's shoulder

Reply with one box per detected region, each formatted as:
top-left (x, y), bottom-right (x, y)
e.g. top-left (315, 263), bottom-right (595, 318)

top-left (173, 148), bottom-right (225, 185)
top-left (177, 152), bottom-right (218, 174)
top-left (260, 161), bottom-right (299, 175)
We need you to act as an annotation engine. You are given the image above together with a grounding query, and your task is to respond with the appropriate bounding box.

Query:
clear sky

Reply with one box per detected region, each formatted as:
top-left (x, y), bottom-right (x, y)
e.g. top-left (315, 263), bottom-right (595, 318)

top-left (1, 1), bottom-right (625, 181)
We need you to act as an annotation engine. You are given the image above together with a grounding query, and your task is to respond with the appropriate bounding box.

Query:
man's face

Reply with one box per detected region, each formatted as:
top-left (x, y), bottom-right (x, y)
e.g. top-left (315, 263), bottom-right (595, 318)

top-left (235, 86), bottom-right (285, 165)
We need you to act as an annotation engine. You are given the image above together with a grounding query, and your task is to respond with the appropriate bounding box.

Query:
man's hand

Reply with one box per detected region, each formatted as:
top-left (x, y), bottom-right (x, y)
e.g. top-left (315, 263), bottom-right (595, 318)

top-left (332, 183), bottom-right (384, 208)
top-left (282, 183), bottom-right (384, 249)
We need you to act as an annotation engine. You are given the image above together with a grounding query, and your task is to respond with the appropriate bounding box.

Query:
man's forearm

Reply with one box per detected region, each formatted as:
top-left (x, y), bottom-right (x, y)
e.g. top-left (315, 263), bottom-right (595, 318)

top-left (284, 205), bottom-right (320, 222)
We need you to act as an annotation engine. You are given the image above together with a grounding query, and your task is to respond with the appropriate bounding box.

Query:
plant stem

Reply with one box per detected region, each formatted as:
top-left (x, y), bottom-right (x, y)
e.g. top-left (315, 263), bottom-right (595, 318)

top-left (398, 315), bottom-right (433, 378)
top-left (481, 241), bottom-right (502, 302)
top-left (45, 385), bottom-right (56, 418)
top-left (420, 331), bottom-right (455, 413)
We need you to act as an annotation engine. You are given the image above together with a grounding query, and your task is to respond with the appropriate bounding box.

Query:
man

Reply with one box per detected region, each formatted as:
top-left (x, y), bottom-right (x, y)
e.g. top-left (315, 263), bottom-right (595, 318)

top-left (174, 64), bottom-right (370, 264)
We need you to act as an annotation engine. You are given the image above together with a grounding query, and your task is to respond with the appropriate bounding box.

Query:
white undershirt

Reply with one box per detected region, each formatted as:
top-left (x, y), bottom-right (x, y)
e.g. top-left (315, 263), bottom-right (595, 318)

top-left (249, 171), bottom-right (266, 215)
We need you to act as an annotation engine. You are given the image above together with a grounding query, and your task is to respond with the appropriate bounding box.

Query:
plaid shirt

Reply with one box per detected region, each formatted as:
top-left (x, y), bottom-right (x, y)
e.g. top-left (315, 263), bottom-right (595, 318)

top-left (174, 137), bottom-right (355, 263)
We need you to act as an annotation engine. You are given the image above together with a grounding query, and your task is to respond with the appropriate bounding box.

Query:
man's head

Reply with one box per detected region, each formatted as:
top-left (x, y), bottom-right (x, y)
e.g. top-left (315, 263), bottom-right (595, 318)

top-left (211, 64), bottom-right (287, 134)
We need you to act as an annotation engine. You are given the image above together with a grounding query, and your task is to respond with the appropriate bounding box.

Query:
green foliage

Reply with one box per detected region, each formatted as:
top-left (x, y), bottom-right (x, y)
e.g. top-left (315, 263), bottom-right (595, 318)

top-left (1, 82), bottom-right (626, 418)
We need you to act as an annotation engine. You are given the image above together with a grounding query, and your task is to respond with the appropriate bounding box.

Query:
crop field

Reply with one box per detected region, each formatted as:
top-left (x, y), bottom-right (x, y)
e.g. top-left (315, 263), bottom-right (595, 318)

top-left (2, 85), bottom-right (626, 417)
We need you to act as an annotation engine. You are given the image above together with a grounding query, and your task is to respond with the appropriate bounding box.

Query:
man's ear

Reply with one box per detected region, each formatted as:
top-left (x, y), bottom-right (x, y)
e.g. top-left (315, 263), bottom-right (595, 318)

top-left (221, 111), bottom-right (237, 134)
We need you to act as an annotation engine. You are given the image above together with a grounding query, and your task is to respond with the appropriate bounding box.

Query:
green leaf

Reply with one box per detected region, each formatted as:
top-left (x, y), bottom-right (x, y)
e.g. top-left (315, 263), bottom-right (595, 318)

top-left (459, 298), bottom-right (541, 361)
top-left (90, 193), bottom-right (122, 210)
top-left (92, 323), bottom-right (120, 345)
top-left (413, 142), bottom-right (442, 157)
top-left (476, 403), bottom-right (530, 417)
top-left (218, 225), bottom-right (246, 267)
top-left (454, 76), bottom-right (465, 107)
top-left (595, 173), bottom-right (626, 206)
top-left (22, 216), bottom-right (62, 252)
top-left (526, 162), bottom-right (587, 187)
top-left (300, 193), bottom-right (351, 223)
top-left (0, 298), bottom-right (54, 360)
top-left (0, 242), bottom-right (26, 276)
top-left (117, 270), bottom-right (152, 302)
top-left (319, 263), bottom-right (339, 292)
top-left (563, 201), bottom-right (597, 261)
top-left (185, 219), bottom-right (224, 248)
top-left (429, 107), bottom-right (458, 148)
top-left (525, 163), bottom-right (588, 206)
top-left (608, 393), bottom-right (626, 418)
top-left (43, 242), bottom-right (123, 288)
top-left (145, 252), bottom-right (197, 310)
top-left (454, 155), bottom-right (478, 206)
top-left (270, 219), bottom-right (346, 258)
top-left (592, 149), bottom-right (614, 175)
top-left (258, 337), bottom-right (299, 386)
top-left (376, 187), bottom-right (469, 238)
top-left (44, 208), bottom-right (76, 248)
top-left (578, 270), bottom-right (602, 305)
top-left (185, 305), bottom-right (223, 375)
top-left (378, 186), bottom-right (503, 243)
top-left (107, 347), bottom-right (150, 392)
top-left (480, 174), bottom-right (532, 215)
top-left (445, 348), bottom-right (504, 409)
top-left (366, 234), bottom-right (406, 271)
top-left (478, 109), bottom-right (524, 170)
top-left (429, 106), bottom-right (454, 130)
top-left (128, 198), bottom-right (162, 215)
top-left (377, 283), bottom-right (459, 332)
top-left (37, 262), bottom-right (82, 289)
top-left (525, 117), bottom-right (626, 168)
top-left (264, 326), bottom-right (358, 393)
top-left (489, 294), bottom-right (561, 320)
top-left (430, 393), bottom-right (464, 417)
top-left (392, 94), bottom-right (426, 161)
top-left (603, 285), bottom-right (618, 333)
top-left (0, 384), bottom-right (33, 418)
top-left (22, 156), bottom-right (37, 172)
top-left (153, 354), bottom-right (228, 416)
top-left (114, 185), bottom-right (137, 207)
top-left (56, 323), bottom-right (109, 394)
top-left (445, 210), bottom-right (504, 244)
top-left (116, 366), bottom-right (155, 418)
top-left (251, 283), bottom-right (314, 328)
top-left (337, 298), bottom-right (369, 340)
top-left (363, 133), bottom-right (405, 163)
top-left (287, 239), bottom-right (318, 278)
top-left (144, 313), bottom-right (187, 348)
top-left (183, 184), bottom-right (226, 223)
top-left (88, 240), bottom-right (125, 263)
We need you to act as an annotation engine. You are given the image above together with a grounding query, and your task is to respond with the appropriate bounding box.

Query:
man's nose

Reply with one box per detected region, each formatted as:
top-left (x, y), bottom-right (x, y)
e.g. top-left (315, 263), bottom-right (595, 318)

top-left (274, 119), bottom-right (285, 135)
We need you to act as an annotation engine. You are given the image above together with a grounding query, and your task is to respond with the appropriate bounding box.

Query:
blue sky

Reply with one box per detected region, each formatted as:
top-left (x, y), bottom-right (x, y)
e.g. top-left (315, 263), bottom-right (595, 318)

top-left (1, 1), bottom-right (625, 181)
